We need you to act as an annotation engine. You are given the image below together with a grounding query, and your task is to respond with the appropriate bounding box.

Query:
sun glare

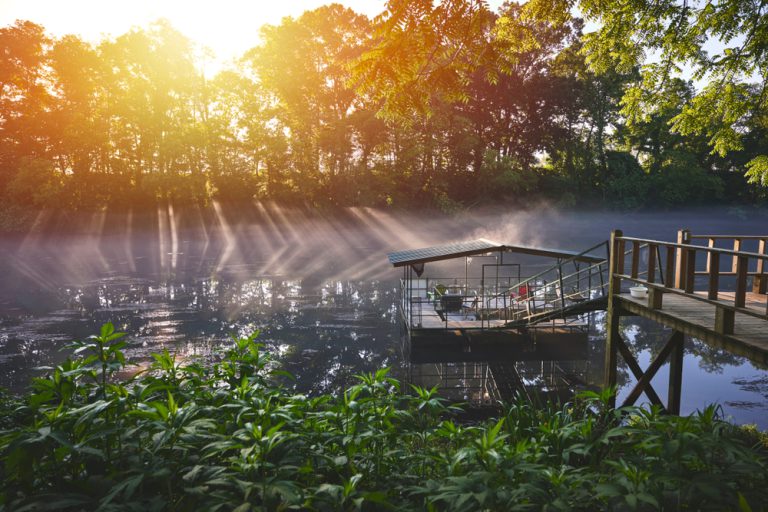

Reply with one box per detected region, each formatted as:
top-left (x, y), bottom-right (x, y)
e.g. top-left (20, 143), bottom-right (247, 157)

top-left (0, 0), bottom-right (386, 64)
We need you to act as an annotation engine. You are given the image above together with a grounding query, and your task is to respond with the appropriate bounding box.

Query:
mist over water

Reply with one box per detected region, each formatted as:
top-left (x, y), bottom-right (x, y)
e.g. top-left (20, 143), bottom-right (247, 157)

top-left (0, 203), bottom-right (766, 427)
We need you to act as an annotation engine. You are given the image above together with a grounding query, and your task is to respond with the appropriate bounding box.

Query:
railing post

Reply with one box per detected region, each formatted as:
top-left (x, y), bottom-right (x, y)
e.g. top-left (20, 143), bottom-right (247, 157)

top-left (647, 242), bottom-right (664, 307)
top-left (684, 247), bottom-right (697, 293)
top-left (630, 241), bottom-right (640, 279)
top-left (674, 229), bottom-right (691, 289)
top-left (731, 238), bottom-right (743, 273)
top-left (665, 246), bottom-right (675, 288)
top-left (735, 255), bottom-right (748, 308)
top-left (707, 252), bottom-right (720, 300)
top-left (610, 230), bottom-right (624, 295)
top-left (705, 237), bottom-right (715, 273)
top-left (647, 243), bottom-right (657, 283)
top-left (754, 239), bottom-right (767, 294)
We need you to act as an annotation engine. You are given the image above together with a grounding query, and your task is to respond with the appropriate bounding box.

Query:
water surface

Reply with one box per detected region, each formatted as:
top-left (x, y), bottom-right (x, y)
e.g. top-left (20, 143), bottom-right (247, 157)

top-left (1, 204), bottom-right (765, 427)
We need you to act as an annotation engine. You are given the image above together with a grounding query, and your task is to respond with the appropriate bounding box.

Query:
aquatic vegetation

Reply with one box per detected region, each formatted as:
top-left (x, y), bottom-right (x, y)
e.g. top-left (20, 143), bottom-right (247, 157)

top-left (1, 324), bottom-right (766, 511)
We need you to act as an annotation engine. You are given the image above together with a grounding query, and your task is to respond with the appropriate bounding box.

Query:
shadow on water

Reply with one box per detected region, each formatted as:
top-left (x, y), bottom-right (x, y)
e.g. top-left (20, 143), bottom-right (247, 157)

top-left (0, 203), bottom-right (766, 427)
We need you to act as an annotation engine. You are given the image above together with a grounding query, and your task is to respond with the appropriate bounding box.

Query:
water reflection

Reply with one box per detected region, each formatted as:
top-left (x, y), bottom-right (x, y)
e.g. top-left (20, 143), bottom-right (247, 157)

top-left (0, 205), bottom-right (766, 428)
top-left (611, 316), bottom-right (768, 428)
top-left (0, 274), bottom-right (399, 395)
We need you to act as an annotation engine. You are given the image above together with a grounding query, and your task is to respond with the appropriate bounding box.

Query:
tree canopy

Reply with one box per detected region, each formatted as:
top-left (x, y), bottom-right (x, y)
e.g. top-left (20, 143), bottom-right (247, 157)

top-left (0, 1), bottom-right (766, 227)
top-left (522, 0), bottom-right (768, 185)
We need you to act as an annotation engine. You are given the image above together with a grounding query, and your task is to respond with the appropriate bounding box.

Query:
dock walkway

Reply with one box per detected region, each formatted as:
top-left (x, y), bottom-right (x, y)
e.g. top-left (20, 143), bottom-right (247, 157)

top-left (606, 230), bottom-right (768, 413)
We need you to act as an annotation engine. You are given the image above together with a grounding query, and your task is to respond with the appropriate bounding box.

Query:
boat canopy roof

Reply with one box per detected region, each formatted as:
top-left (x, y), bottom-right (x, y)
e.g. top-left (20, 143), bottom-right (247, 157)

top-left (387, 238), bottom-right (605, 267)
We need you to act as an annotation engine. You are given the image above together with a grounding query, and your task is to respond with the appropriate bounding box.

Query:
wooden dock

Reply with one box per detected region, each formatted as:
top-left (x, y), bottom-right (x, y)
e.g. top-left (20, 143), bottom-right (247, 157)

top-left (389, 231), bottom-right (768, 413)
top-left (617, 291), bottom-right (768, 363)
top-left (605, 230), bottom-right (768, 413)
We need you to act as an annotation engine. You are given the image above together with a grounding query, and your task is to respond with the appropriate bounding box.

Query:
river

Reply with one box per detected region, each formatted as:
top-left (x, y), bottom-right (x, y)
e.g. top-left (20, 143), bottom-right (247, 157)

top-left (0, 203), bottom-right (766, 428)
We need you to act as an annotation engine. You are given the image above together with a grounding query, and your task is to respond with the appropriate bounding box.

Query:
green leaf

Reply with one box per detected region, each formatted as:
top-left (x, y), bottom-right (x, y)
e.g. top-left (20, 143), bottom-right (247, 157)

top-left (737, 492), bottom-right (753, 512)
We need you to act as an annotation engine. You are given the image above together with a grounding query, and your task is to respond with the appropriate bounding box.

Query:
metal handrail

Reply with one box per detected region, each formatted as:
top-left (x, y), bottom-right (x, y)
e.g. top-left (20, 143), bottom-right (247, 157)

top-left (484, 240), bottom-right (610, 305)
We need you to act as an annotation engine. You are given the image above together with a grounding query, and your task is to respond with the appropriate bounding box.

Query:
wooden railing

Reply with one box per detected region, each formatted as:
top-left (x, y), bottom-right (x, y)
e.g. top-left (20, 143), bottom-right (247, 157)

top-left (688, 233), bottom-right (767, 294)
top-left (610, 229), bottom-right (768, 335)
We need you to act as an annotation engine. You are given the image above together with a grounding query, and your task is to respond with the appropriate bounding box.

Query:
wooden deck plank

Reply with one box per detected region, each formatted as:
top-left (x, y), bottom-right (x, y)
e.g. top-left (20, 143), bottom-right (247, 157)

top-left (694, 290), bottom-right (767, 311)
top-left (616, 292), bottom-right (768, 365)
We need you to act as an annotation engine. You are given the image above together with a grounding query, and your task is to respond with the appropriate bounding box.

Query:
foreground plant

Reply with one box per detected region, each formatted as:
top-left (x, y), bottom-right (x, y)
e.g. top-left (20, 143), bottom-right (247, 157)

top-left (1, 323), bottom-right (766, 511)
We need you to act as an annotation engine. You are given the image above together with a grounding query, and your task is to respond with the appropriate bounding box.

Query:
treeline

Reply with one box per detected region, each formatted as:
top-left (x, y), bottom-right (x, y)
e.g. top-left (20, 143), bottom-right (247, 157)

top-left (1, 2), bottom-right (766, 224)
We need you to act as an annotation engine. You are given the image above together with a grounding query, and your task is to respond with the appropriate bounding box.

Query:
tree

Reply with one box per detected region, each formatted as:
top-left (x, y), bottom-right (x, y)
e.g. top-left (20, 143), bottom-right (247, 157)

top-left (0, 21), bottom-right (53, 196)
top-left (246, 4), bottom-right (371, 203)
top-left (98, 20), bottom-right (205, 200)
top-left (521, 0), bottom-right (768, 186)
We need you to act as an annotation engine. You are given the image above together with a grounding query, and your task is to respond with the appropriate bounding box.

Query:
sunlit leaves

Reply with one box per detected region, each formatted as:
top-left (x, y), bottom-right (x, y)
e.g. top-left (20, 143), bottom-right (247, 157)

top-left (745, 155), bottom-right (768, 186)
top-left (521, 0), bottom-right (768, 185)
top-left (353, 0), bottom-right (494, 123)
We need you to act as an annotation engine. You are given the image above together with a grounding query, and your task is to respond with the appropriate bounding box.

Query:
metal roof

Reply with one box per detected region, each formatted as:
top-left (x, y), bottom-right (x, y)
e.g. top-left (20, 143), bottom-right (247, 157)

top-left (387, 239), bottom-right (606, 267)
top-left (387, 239), bottom-right (503, 267)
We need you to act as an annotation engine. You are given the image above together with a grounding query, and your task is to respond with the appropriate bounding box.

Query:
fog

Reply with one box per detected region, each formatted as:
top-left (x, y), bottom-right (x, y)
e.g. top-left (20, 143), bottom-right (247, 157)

top-left (0, 203), bottom-right (766, 427)
top-left (4, 202), bottom-right (764, 291)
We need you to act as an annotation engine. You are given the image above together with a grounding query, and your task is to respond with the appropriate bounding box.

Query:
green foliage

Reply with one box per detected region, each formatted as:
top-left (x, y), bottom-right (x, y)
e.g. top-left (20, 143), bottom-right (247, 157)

top-left (522, 0), bottom-right (768, 188)
top-left (745, 156), bottom-right (768, 187)
top-left (650, 150), bottom-right (725, 206)
top-left (0, 3), bottom-right (765, 220)
top-left (603, 151), bottom-right (648, 209)
top-left (479, 152), bottom-right (539, 199)
top-left (6, 158), bottom-right (62, 208)
top-left (1, 324), bottom-right (767, 510)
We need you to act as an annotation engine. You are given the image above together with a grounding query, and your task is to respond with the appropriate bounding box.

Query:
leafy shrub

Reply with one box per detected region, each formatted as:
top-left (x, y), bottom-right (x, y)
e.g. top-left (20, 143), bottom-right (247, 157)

top-left (1, 324), bottom-right (766, 511)
top-left (479, 152), bottom-right (539, 199)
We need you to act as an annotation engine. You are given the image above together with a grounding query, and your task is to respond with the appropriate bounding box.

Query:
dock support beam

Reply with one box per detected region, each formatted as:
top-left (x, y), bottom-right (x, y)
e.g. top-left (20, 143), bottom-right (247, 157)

top-left (620, 330), bottom-right (684, 410)
top-left (603, 229), bottom-right (623, 409)
top-left (603, 302), bottom-right (620, 409)
top-left (667, 331), bottom-right (684, 415)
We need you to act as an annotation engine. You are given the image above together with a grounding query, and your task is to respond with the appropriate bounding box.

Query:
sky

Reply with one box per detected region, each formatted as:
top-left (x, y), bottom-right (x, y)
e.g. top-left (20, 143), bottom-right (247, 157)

top-left (0, 0), bottom-right (505, 66)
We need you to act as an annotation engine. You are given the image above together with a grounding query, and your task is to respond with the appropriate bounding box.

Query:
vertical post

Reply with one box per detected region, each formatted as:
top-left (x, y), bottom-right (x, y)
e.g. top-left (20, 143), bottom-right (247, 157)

top-left (705, 238), bottom-right (715, 273)
top-left (604, 304), bottom-right (620, 409)
top-left (667, 331), bottom-right (684, 415)
top-left (647, 243), bottom-right (657, 284)
top-left (708, 252), bottom-right (720, 300)
top-left (405, 266), bottom-right (411, 328)
top-left (675, 229), bottom-right (691, 289)
top-left (465, 256), bottom-right (468, 296)
top-left (735, 255), bottom-right (748, 308)
top-left (731, 238), bottom-right (742, 273)
top-left (665, 246), bottom-right (675, 288)
top-left (611, 230), bottom-right (625, 295)
top-left (630, 241), bottom-right (640, 279)
top-left (647, 243), bottom-right (663, 309)
top-left (753, 239), bottom-right (767, 294)
top-left (684, 248), bottom-right (697, 293)
top-left (604, 229), bottom-right (623, 408)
